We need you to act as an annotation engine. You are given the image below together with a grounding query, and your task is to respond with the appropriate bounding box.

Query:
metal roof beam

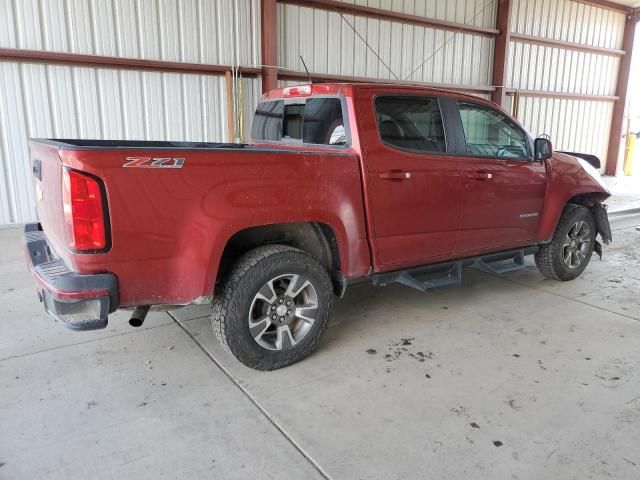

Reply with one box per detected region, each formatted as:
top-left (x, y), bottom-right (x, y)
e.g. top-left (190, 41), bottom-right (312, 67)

top-left (278, 0), bottom-right (499, 37)
top-left (571, 0), bottom-right (634, 14)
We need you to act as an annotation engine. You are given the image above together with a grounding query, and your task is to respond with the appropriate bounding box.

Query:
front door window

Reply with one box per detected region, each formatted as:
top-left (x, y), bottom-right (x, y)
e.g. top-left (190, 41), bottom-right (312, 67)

top-left (457, 101), bottom-right (530, 159)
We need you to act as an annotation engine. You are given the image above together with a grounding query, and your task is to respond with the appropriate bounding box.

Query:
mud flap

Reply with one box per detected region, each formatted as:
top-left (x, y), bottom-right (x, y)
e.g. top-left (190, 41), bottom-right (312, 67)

top-left (591, 203), bottom-right (612, 260)
top-left (594, 240), bottom-right (603, 260)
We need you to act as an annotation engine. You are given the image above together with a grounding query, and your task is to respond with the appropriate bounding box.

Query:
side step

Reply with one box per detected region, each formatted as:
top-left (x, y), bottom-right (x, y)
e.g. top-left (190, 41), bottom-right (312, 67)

top-left (371, 247), bottom-right (537, 293)
top-left (373, 262), bottom-right (462, 293)
top-left (469, 250), bottom-right (526, 275)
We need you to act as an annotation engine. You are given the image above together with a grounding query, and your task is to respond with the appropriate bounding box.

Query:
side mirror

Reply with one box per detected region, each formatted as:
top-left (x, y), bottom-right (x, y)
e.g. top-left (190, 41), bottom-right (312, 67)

top-left (534, 137), bottom-right (553, 161)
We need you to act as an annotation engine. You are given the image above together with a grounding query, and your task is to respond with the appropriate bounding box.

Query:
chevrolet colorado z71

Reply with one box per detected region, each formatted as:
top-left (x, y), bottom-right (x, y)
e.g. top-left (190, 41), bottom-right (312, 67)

top-left (24, 83), bottom-right (612, 370)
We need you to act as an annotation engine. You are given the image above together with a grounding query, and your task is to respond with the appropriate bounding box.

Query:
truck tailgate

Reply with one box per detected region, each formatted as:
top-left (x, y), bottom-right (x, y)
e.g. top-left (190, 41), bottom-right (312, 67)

top-left (29, 141), bottom-right (69, 262)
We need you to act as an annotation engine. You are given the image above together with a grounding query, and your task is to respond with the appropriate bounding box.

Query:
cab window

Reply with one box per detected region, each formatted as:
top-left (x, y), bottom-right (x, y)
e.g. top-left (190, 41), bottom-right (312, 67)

top-left (251, 98), bottom-right (346, 146)
top-left (374, 96), bottom-right (446, 153)
top-left (457, 101), bottom-right (530, 159)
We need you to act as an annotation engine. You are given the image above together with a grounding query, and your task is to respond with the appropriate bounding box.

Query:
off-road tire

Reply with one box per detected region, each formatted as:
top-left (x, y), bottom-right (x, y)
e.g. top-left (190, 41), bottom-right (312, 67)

top-left (211, 245), bottom-right (334, 370)
top-left (534, 204), bottom-right (596, 281)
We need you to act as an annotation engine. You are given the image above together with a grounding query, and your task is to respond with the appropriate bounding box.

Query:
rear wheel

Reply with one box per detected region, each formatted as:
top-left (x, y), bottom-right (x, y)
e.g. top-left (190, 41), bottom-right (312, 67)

top-left (535, 205), bottom-right (596, 281)
top-left (211, 245), bottom-right (334, 370)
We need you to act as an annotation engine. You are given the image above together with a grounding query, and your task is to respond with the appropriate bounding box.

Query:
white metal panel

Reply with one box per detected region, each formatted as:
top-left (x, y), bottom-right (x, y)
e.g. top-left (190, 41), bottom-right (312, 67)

top-left (509, 0), bottom-right (625, 97)
top-left (0, 0), bottom-right (261, 66)
top-left (0, 0), bottom-right (18, 48)
top-left (334, 0), bottom-right (497, 29)
top-left (517, 96), bottom-right (613, 163)
top-left (511, 0), bottom-right (626, 49)
top-left (0, 63), bottom-right (35, 225)
top-left (0, 62), bottom-right (261, 225)
top-left (278, 3), bottom-right (495, 87)
top-left (508, 0), bottom-right (625, 168)
top-left (238, 76), bottom-right (263, 143)
top-left (0, 0), bottom-right (263, 225)
top-left (508, 42), bottom-right (620, 95)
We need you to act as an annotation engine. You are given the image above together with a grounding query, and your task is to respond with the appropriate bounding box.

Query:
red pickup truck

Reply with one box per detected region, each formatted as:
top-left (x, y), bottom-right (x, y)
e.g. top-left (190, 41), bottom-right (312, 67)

top-left (25, 83), bottom-right (612, 370)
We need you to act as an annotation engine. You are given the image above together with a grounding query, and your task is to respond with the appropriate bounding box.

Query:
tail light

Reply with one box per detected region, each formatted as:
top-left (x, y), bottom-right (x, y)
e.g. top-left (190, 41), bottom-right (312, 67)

top-left (62, 169), bottom-right (108, 251)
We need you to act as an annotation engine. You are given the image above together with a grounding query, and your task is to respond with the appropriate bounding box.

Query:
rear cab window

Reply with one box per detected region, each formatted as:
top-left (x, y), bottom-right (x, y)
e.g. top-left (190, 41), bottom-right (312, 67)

top-left (374, 96), bottom-right (446, 153)
top-left (251, 97), bottom-right (347, 147)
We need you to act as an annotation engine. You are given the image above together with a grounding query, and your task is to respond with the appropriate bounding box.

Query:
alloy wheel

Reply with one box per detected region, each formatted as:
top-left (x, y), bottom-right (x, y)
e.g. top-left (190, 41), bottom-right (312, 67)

top-left (562, 221), bottom-right (591, 269)
top-left (248, 274), bottom-right (319, 351)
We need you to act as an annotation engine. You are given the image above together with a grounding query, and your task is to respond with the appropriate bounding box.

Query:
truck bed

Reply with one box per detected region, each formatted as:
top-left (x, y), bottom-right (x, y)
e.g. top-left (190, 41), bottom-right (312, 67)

top-left (34, 138), bottom-right (250, 150)
top-left (29, 138), bottom-right (371, 307)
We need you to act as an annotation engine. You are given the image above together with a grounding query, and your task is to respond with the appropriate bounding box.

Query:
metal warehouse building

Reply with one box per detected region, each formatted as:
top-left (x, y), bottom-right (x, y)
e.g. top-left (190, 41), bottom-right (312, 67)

top-left (0, 0), bottom-right (637, 227)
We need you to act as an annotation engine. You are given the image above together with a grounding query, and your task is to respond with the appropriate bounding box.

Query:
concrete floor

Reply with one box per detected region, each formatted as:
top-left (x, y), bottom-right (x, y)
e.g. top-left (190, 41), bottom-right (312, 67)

top-left (2, 213), bottom-right (640, 480)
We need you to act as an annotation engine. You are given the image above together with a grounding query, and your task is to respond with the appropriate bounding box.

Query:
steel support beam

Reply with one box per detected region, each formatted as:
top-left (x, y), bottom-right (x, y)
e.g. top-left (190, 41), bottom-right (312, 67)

top-left (605, 12), bottom-right (637, 176)
top-left (506, 90), bottom-right (618, 102)
top-left (279, 0), bottom-right (499, 37)
top-left (261, 0), bottom-right (278, 93)
top-left (572, 0), bottom-right (633, 14)
top-left (490, 0), bottom-right (513, 107)
top-left (510, 33), bottom-right (626, 57)
top-left (0, 48), bottom-right (261, 77)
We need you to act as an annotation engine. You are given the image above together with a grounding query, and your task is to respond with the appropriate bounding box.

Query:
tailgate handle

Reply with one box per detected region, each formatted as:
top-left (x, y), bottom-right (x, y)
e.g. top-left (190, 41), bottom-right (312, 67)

top-left (380, 171), bottom-right (411, 181)
top-left (32, 159), bottom-right (42, 181)
top-left (469, 171), bottom-right (493, 180)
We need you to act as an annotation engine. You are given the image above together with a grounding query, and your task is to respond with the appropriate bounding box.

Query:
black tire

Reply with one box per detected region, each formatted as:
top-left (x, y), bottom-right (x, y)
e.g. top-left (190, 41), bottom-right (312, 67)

top-left (211, 245), bottom-right (334, 370)
top-left (534, 204), bottom-right (596, 281)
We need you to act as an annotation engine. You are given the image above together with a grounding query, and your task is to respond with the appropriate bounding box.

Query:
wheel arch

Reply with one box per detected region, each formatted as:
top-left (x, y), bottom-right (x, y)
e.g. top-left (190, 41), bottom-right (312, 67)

top-left (566, 192), bottom-right (610, 207)
top-left (539, 191), bottom-right (611, 242)
top-left (215, 222), bottom-right (344, 295)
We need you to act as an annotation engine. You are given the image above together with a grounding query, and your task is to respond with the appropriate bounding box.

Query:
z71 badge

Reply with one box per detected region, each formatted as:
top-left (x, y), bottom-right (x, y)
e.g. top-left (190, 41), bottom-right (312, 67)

top-left (123, 157), bottom-right (185, 169)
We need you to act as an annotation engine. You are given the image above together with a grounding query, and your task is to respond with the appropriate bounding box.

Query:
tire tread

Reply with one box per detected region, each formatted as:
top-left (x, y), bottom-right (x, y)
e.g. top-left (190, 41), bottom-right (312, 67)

top-left (211, 245), bottom-right (333, 370)
top-left (535, 204), bottom-right (594, 281)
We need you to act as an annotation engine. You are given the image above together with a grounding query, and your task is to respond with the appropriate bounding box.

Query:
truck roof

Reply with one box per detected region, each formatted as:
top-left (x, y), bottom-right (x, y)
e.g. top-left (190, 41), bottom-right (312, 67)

top-left (261, 82), bottom-right (493, 106)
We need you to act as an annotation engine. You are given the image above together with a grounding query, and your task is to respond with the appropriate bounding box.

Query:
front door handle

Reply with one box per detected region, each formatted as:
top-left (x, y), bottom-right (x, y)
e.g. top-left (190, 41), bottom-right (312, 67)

top-left (469, 171), bottom-right (493, 180)
top-left (380, 171), bottom-right (412, 181)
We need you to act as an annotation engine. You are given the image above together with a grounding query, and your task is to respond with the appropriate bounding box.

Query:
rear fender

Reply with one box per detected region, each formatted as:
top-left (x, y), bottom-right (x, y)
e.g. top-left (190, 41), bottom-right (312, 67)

top-left (203, 214), bottom-right (368, 299)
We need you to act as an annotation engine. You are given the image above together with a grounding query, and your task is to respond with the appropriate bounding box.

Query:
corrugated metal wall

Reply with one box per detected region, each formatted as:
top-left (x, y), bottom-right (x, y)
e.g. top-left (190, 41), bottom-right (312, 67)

top-left (278, 0), bottom-right (496, 86)
top-left (508, 0), bottom-right (624, 162)
top-left (278, 0), bottom-right (625, 166)
top-left (0, 0), bottom-right (629, 225)
top-left (0, 0), bottom-right (261, 225)
top-left (0, 0), bottom-right (260, 65)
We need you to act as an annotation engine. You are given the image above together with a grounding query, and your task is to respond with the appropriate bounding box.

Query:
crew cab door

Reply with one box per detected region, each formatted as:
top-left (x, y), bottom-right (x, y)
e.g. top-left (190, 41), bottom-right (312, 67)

top-left (449, 99), bottom-right (547, 255)
top-left (357, 90), bottom-right (463, 270)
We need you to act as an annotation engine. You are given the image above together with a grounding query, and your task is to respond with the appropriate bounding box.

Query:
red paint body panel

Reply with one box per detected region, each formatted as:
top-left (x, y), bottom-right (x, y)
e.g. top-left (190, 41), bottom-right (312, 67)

top-left (455, 156), bottom-right (547, 255)
top-left (537, 152), bottom-right (611, 240)
top-left (34, 145), bottom-right (370, 306)
top-left (355, 87), bottom-right (463, 268)
top-left (29, 83), bottom-right (610, 309)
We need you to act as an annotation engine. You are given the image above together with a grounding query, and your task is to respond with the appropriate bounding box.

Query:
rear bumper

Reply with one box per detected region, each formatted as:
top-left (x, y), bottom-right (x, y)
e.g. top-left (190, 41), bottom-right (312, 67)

top-left (23, 223), bottom-right (118, 330)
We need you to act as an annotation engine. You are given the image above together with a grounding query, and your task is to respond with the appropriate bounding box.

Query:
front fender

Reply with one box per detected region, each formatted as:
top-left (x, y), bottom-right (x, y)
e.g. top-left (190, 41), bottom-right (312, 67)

top-left (537, 153), bottom-right (611, 241)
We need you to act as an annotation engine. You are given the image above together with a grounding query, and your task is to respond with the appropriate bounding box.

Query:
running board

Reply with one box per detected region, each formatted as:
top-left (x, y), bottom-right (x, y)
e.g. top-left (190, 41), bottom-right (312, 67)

top-left (372, 247), bottom-right (537, 293)
top-left (469, 250), bottom-right (526, 275)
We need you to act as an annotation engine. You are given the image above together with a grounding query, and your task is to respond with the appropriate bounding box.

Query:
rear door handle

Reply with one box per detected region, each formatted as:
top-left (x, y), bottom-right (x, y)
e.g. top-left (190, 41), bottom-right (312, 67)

top-left (468, 171), bottom-right (493, 180)
top-left (380, 171), bottom-right (411, 181)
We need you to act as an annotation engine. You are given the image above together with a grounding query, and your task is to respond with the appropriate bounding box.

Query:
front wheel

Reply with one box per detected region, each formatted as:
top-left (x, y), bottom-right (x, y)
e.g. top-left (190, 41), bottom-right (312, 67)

top-left (211, 245), bottom-right (334, 370)
top-left (535, 205), bottom-right (596, 281)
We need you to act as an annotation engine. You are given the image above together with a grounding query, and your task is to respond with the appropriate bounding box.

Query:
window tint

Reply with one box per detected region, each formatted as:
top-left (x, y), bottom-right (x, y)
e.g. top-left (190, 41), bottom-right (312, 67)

top-left (457, 101), bottom-right (529, 158)
top-left (251, 100), bottom-right (284, 141)
top-left (303, 98), bottom-right (345, 145)
top-left (375, 96), bottom-right (446, 153)
top-left (251, 98), bottom-right (346, 146)
top-left (284, 104), bottom-right (304, 140)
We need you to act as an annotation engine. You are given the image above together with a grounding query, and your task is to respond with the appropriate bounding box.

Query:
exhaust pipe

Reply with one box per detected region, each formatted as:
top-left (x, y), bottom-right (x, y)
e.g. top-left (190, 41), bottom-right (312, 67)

top-left (129, 305), bottom-right (150, 327)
